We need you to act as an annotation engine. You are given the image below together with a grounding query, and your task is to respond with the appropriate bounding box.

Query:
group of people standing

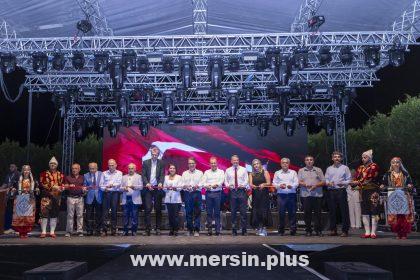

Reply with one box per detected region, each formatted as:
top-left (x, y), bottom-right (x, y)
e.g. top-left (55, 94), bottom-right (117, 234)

top-left (1, 146), bottom-right (415, 240)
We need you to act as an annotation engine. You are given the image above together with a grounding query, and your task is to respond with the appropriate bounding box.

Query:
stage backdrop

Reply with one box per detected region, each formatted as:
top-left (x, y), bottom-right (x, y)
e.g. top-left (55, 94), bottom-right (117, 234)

top-left (102, 124), bottom-right (307, 174)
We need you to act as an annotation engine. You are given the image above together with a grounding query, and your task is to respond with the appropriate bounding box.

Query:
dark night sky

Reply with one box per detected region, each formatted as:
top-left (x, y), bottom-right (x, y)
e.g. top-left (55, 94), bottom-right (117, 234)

top-left (0, 46), bottom-right (419, 146)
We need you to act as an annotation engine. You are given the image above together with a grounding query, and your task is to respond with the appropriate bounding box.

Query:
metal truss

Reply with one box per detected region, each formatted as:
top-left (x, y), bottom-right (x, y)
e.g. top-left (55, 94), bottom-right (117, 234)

top-left (62, 108), bottom-right (75, 175)
top-left (392, 0), bottom-right (420, 33)
top-left (291, 0), bottom-right (323, 32)
top-left (77, 0), bottom-right (113, 36)
top-left (333, 112), bottom-right (347, 164)
top-left (0, 20), bottom-right (17, 50)
top-left (192, 0), bottom-right (207, 35)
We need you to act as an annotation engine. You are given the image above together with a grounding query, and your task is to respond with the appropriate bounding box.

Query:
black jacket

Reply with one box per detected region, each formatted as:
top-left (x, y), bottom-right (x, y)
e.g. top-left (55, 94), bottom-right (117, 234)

top-left (142, 159), bottom-right (165, 186)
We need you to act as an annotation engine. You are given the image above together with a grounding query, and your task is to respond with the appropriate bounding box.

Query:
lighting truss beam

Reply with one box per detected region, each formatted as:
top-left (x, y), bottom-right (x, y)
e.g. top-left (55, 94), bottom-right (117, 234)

top-left (77, 0), bottom-right (113, 36)
top-left (192, 0), bottom-right (207, 35)
top-left (392, 0), bottom-right (420, 33)
top-left (62, 107), bottom-right (75, 175)
top-left (333, 113), bottom-right (347, 164)
top-left (0, 20), bottom-right (17, 50)
top-left (291, 0), bottom-right (324, 32)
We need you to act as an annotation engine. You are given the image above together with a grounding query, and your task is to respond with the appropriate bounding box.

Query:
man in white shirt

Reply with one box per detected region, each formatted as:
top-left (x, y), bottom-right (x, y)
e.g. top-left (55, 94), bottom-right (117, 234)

top-left (200, 157), bottom-right (225, 236)
top-left (121, 163), bottom-right (143, 236)
top-left (100, 159), bottom-right (123, 236)
top-left (272, 158), bottom-right (299, 236)
top-left (181, 157), bottom-right (204, 236)
top-left (224, 155), bottom-right (249, 236)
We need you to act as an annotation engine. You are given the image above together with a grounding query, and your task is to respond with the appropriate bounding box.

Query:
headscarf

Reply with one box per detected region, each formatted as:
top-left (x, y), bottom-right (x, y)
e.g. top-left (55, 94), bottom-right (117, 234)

top-left (389, 157), bottom-right (408, 174)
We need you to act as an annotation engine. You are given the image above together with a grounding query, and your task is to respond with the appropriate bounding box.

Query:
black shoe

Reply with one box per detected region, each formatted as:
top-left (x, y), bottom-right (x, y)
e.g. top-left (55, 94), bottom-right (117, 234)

top-left (329, 231), bottom-right (338, 236)
top-left (87, 231), bottom-right (93, 236)
top-left (100, 231), bottom-right (107, 237)
top-left (174, 230), bottom-right (178, 236)
top-left (278, 231), bottom-right (285, 236)
top-left (290, 230), bottom-right (296, 236)
top-left (305, 232), bottom-right (312, 237)
top-left (316, 231), bottom-right (323, 237)
top-left (155, 229), bottom-right (161, 236)
top-left (95, 231), bottom-right (101, 236)
top-left (123, 231), bottom-right (129, 236)
top-left (131, 232), bottom-right (137, 236)
top-left (241, 229), bottom-right (247, 236)
top-left (169, 230), bottom-right (174, 236)
top-left (215, 232), bottom-right (221, 236)
top-left (144, 229), bottom-right (151, 236)
top-left (232, 229), bottom-right (238, 236)
top-left (111, 230), bottom-right (117, 236)
top-left (207, 228), bottom-right (213, 236)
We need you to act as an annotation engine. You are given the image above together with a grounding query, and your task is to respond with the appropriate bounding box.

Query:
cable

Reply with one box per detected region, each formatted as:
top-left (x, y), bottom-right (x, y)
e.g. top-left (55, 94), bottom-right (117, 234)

top-left (43, 110), bottom-right (58, 146)
top-left (0, 68), bottom-right (25, 103)
top-left (352, 99), bottom-right (371, 119)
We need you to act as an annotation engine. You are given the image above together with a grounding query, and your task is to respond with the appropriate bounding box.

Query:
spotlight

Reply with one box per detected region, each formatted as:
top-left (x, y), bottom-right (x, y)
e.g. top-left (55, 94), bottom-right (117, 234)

top-left (363, 46), bottom-right (380, 68)
top-left (249, 115), bottom-right (258, 127)
top-left (228, 56), bottom-right (240, 72)
top-left (176, 87), bottom-right (186, 102)
top-left (85, 117), bottom-right (96, 128)
top-left (136, 55), bottom-right (149, 73)
top-left (325, 118), bottom-right (335, 136)
top-left (95, 85), bottom-right (110, 102)
top-left (139, 119), bottom-right (150, 137)
top-left (179, 56), bottom-right (195, 89)
top-left (254, 54), bottom-right (267, 71)
top-left (122, 118), bottom-right (132, 128)
top-left (283, 117), bottom-right (296, 137)
top-left (274, 54), bottom-right (292, 86)
top-left (332, 84), bottom-right (352, 113)
top-left (73, 119), bottom-right (83, 139)
top-left (94, 52), bottom-right (109, 73)
top-left (162, 91), bottom-right (174, 117)
top-left (258, 118), bottom-right (270, 137)
top-left (226, 91), bottom-right (239, 117)
top-left (265, 47), bottom-right (281, 68)
top-left (51, 51), bottom-right (65, 71)
top-left (208, 56), bottom-right (224, 90)
top-left (242, 84), bottom-right (254, 102)
top-left (271, 114), bottom-right (283, 126)
top-left (107, 121), bottom-right (118, 138)
top-left (314, 116), bottom-right (323, 127)
top-left (162, 56), bottom-right (174, 73)
top-left (278, 90), bottom-right (290, 116)
top-left (77, 19), bottom-right (92, 33)
top-left (339, 46), bottom-right (353, 65)
top-left (0, 53), bottom-right (16, 73)
top-left (212, 89), bottom-right (222, 102)
top-left (292, 46), bottom-right (308, 70)
top-left (308, 15), bottom-right (325, 31)
top-left (32, 52), bottom-right (48, 74)
top-left (122, 50), bottom-right (137, 72)
top-left (318, 46), bottom-right (332, 65)
top-left (72, 51), bottom-right (85, 70)
top-left (388, 46), bottom-right (405, 67)
top-left (151, 116), bottom-right (159, 127)
top-left (98, 119), bottom-right (106, 136)
top-left (109, 58), bottom-right (127, 89)
top-left (115, 91), bottom-right (130, 118)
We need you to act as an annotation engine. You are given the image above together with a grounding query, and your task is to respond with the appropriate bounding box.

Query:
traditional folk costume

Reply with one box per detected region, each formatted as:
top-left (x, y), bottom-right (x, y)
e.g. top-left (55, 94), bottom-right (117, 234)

top-left (383, 158), bottom-right (414, 239)
top-left (12, 166), bottom-right (36, 238)
top-left (353, 150), bottom-right (380, 238)
top-left (39, 157), bottom-right (64, 238)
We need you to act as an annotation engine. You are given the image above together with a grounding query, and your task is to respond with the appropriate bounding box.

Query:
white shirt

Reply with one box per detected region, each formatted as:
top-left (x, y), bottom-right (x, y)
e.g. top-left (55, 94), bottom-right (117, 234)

top-left (164, 174), bottom-right (183, 203)
top-left (150, 159), bottom-right (158, 186)
top-left (181, 169), bottom-right (204, 192)
top-left (120, 173), bottom-right (143, 205)
top-left (325, 164), bottom-right (352, 190)
top-left (272, 169), bottom-right (299, 194)
top-left (224, 165), bottom-right (249, 190)
top-left (100, 170), bottom-right (123, 192)
top-left (200, 168), bottom-right (225, 191)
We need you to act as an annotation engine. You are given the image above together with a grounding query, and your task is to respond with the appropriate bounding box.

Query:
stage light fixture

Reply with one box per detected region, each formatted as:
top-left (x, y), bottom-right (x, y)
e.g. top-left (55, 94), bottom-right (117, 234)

top-left (72, 51), bottom-right (85, 70)
top-left (292, 47), bottom-right (308, 70)
top-left (314, 116), bottom-right (323, 127)
top-left (249, 115), bottom-right (258, 127)
top-left (228, 56), bottom-right (240, 72)
top-left (179, 56), bottom-right (195, 89)
top-left (73, 119), bottom-right (83, 139)
top-left (122, 118), bottom-right (132, 128)
top-left (363, 46), bottom-right (380, 68)
top-left (139, 118), bottom-right (150, 137)
top-left (283, 117), bottom-right (296, 137)
top-left (388, 46), bottom-right (405, 67)
top-left (0, 53), bottom-right (16, 73)
top-left (265, 47), bottom-right (281, 68)
top-left (325, 118), bottom-right (335, 136)
top-left (32, 52), bottom-right (48, 74)
top-left (235, 115), bottom-right (244, 124)
top-left (297, 115), bottom-right (308, 127)
top-left (136, 55), bottom-right (149, 73)
top-left (226, 91), bottom-right (239, 117)
top-left (271, 114), bottom-right (283, 126)
top-left (109, 58), bottom-right (127, 89)
top-left (266, 84), bottom-right (278, 99)
top-left (318, 46), bottom-right (332, 65)
top-left (107, 121), bottom-right (118, 138)
top-left (332, 84), bottom-right (351, 114)
top-left (115, 91), bottom-right (130, 118)
top-left (279, 90), bottom-right (290, 117)
top-left (339, 46), bottom-right (353, 65)
top-left (122, 50), bottom-right (137, 72)
top-left (258, 118), bottom-right (270, 137)
top-left (77, 19), bottom-right (92, 33)
top-left (308, 15), bottom-right (325, 31)
top-left (300, 84), bottom-right (314, 100)
top-left (151, 116), bottom-right (160, 127)
top-left (274, 54), bottom-right (292, 86)
top-left (162, 56), bottom-right (174, 73)
top-left (95, 85), bottom-right (110, 102)
top-left (208, 56), bottom-right (224, 90)
top-left (254, 54), bottom-right (268, 71)
top-left (51, 52), bottom-right (65, 71)
top-left (85, 117), bottom-right (96, 128)
top-left (242, 84), bottom-right (254, 102)
top-left (162, 91), bottom-right (175, 117)
top-left (212, 89), bottom-right (222, 102)
top-left (94, 52), bottom-right (109, 73)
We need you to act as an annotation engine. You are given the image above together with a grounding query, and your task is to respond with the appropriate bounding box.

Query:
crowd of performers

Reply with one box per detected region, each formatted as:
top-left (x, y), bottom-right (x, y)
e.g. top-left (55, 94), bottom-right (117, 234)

top-left (1, 146), bottom-right (415, 240)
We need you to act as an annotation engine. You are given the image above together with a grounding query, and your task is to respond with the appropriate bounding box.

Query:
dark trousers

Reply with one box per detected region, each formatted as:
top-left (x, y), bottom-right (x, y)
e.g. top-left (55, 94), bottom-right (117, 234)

top-left (167, 203), bottom-right (181, 231)
top-left (230, 189), bottom-right (247, 230)
top-left (206, 191), bottom-right (221, 232)
top-left (277, 193), bottom-right (297, 233)
top-left (123, 196), bottom-right (139, 233)
top-left (85, 197), bottom-right (103, 233)
top-left (5, 199), bottom-right (14, 230)
top-left (102, 192), bottom-right (119, 232)
top-left (303, 196), bottom-right (323, 233)
top-left (327, 189), bottom-right (350, 233)
top-left (184, 191), bottom-right (202, 232)
top-left (142, 189), bottom-right (165, 230)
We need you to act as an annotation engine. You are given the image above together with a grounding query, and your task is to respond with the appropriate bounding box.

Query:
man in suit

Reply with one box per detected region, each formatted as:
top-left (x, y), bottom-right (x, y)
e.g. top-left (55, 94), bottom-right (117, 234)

top-left (84, 162), bottom-right (103, 236)
top-left (142, 145), bottom-right (165, 235)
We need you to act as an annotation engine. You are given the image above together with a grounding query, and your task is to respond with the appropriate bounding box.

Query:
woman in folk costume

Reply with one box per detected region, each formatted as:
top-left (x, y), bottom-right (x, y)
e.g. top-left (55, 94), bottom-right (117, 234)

top-left (39, 157), bottom-right (64, 238)
top-left (350, 149), bottom-right (380, 238)
top-left (12, 165), bottom-right (38, 238)
top-left (380, 157), bottom-right (415, 239)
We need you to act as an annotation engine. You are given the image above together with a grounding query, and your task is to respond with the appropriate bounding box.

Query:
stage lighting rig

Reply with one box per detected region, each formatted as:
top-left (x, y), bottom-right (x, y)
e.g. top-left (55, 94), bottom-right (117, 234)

top-left (179, 56), bottom-right (195, 89)
top-left (318, 46), bottom-right (332, 65)
top-left (162, 56), bottom-right (174, 73)
top-left (51, 51), bottom-right (65, 71)
top-left (258, 118), bottom-right (270, 137)
top-left (332, 84), bottom-right (352, 114)
top-left (122, 117), bottom-right (132, 128)
top-left (0, 52), bottom-right (16, 73)
top-left (325, 117), bottom-right (335, 136)
top-left (274, 54), bottom-right (292, 86)
top-left (278, 90), bottom-right (290, 117)
top-left (388, 45), bottom-right (405, 67)
top-left (284, 117), bottom-right (296, 137)
top-left (242, 51), bottom-right (259, 62)
top-left (77, 19), bottom-right (92, 34)
top-left (249, 115), bottom-right (258, 127)
top-left (162, 91), bottom-right (175, 117)
top-left (271, 113), bottom-right (283, 126)
top-left (136, 55), bottom-right (149, 73)
top-left (122, 50), bottom-right (137, 72)
top-left (139, 118), bottom-right (150, 137)
top-left (95, 85), bottom-right (110, 102)
top-left (73, 119), bottom-right (83, 139)
top-left (292, 46), bottom-right (308, 70)
top-left (297, 115), bottom-right (308, 127)
top-left (226, 91), bottom-right (239, 117)
top-left (72, 51), bottom-right (85, 70)
top-left (363, 46), bottom-right (380, 68)
top-left (242, 84), bottom-right (254, 102)
top-left (265, 47), bottom-right (281, 68)
top-left (208, 56), bottom-right (224, 90)
top-left (339, 46), bottom-right (353, 65)
top-left (110, 58), bottom-right (127, 89)
top-left (228, 56), bottom-right (240, 72)
top-left (94, 52), bottom-right (109, 73)
top-left (308, 15), bottom-right (325, 31)
top-left (107, 121), bottom-right (118, 138)
top-left (300, 84), bottom-right (314, 100)
top-left (115, 91), bottom-right (130, 118)
top-left (254, 54), bottom-right (268, 71)
top-left (32, 52), bottom-right (48, 74)
top-left (85, 117), bottom-right (96, 128)
top-left (146, 52), bottom-right (163, 63)
top-left (176, 87), bottom-right (186, 102)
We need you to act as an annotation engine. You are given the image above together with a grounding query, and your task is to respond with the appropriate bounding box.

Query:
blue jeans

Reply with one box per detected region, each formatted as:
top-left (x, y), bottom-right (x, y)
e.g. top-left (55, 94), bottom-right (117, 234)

top-left (277, 193), bottom-right (297, 233)
top-left (206, 191), bottom-right (221, 232)
top-left (184, 191), bottom-right (202, 232)
top-left (123, 196), bottom-right (139, 233)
